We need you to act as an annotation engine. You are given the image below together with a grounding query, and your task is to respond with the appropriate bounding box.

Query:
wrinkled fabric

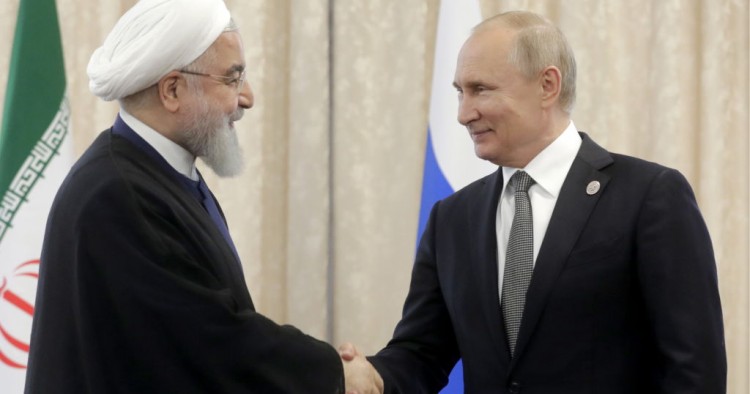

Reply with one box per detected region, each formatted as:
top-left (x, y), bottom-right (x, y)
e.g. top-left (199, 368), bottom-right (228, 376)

top-left (26, 124), bottom-right (345, 393)
top-left (87, 0), bottom-right (230, 101)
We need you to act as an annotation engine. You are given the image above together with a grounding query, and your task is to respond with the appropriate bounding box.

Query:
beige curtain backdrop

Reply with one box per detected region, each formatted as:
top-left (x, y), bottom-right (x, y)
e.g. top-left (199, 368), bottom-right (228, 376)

top-left (1, 0), bottom-right (748, 391)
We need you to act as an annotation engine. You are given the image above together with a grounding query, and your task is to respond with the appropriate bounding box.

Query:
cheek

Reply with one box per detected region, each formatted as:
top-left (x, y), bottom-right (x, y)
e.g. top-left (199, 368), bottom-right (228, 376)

top-left (485, 105), bottom-right (529, 148)
top-left (482, 103), bottom-right (515, 133)
top-left (205, 92), bottom-right (237, 116)
top-left (224, 99), bottom-right (238, 114)
top-left (481, 95), bottom-right (514, 119)
top-left (495, 101), bottom-right (532, 129)
top-left (207, 99), bottom-right (233, 119)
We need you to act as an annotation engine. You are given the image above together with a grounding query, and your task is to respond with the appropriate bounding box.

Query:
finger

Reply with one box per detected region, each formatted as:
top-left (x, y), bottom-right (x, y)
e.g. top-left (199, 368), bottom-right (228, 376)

top-left (340, 352), bottom-right (355, 361)
top-left (338, 342), bottom-right (358, 359)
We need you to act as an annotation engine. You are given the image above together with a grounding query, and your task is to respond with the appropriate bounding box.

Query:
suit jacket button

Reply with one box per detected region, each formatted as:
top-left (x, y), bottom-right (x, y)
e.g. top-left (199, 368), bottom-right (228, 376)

top-left (508, 380), bottom-right (521, 393)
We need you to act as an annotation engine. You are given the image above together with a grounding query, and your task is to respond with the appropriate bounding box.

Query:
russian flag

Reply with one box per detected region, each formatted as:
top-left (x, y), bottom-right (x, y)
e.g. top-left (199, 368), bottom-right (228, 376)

top-left (417, 0), bottom-right (496, 392)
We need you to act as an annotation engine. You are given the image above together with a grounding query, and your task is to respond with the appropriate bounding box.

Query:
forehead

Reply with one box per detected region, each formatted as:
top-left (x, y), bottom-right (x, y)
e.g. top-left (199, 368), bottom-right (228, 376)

top-left (208, 31), bottom-right (245, 69)
top-left (454, 27), bottom-right (516, 82)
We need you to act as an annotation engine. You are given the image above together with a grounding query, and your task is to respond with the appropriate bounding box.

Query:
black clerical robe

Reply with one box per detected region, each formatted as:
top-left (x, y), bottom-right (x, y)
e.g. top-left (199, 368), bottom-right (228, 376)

top-left (25, 125), bottom-right (343, 393)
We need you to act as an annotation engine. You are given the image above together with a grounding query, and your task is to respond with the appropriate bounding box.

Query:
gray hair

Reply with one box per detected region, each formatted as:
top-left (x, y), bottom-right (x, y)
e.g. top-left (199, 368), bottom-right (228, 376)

top-left (477, 11), bottom-right (577, 114)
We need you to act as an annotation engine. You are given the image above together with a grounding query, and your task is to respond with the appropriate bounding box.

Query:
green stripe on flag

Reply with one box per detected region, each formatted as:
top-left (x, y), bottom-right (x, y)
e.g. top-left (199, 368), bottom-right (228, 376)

top-left (0, 0), bottom-right (68, 243)
top-left (1, 0), bottom-right (66, 197)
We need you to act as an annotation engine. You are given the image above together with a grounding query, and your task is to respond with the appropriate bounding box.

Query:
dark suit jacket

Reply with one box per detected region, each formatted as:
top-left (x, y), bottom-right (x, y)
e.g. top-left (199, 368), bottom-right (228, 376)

top-left (26, 121), bottom-right (344, 393)
top-left (370, 133), bottom-right (726, 394)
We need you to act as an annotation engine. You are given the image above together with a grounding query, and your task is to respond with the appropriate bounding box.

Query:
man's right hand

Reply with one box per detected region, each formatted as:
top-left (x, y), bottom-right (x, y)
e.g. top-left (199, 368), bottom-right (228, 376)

top-left (338, 342), bottom-right (384, 394)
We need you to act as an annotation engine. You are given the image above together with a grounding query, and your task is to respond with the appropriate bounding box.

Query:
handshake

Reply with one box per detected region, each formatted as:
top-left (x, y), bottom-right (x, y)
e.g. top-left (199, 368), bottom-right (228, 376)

top-left (339, 342), bottom-right (384, 394)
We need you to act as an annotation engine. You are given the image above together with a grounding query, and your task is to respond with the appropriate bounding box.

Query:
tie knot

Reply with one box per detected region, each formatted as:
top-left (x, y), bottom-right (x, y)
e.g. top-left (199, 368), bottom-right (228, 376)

top-left (511, 171), bottom-right (534, 193)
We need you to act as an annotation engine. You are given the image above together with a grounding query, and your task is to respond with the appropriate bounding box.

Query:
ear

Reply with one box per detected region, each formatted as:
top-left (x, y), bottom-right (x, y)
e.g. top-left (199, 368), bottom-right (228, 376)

top-left (539, 65), bottom-right (562, 109)
top-left (157, 71), bottom-right (184, 113)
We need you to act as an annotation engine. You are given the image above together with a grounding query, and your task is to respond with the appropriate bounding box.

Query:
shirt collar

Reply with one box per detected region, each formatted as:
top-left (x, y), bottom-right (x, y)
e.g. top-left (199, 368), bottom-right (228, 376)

top-left (119, 109), bottom-right (199, 181)
top-left (501, 121), bottom-right (582, 197)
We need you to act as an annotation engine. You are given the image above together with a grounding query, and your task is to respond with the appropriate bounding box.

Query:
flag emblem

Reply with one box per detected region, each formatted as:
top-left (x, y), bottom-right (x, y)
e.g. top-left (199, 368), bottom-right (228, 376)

top-left (0, 0), bottom-right (72, 390)
top-left (0, 260), bottom-right (39, 369)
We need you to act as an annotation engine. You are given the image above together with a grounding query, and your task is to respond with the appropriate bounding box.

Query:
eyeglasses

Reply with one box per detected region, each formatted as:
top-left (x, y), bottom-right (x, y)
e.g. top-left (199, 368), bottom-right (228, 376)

top-left (180, 69), bottom-right (246, 92)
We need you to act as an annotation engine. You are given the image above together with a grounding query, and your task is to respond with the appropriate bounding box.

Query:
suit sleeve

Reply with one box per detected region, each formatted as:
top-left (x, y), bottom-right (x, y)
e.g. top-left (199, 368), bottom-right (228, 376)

top-left (368, 202), bottom-right (460, 394)
top-left (636, 168), bottom-right (726, 393)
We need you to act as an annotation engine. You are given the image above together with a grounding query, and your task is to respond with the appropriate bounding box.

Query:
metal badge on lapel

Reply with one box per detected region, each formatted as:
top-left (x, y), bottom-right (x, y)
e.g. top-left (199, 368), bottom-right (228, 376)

top-left (586, 181), bottom-right (601, 195)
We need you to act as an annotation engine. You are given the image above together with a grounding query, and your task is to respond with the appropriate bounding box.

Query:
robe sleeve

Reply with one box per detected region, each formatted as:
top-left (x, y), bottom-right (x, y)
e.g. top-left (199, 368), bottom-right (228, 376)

top-left (51, 158), bottom-right (344, 393)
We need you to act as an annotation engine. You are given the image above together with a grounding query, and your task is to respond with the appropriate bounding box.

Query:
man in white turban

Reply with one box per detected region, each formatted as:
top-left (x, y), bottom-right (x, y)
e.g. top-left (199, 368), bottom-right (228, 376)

top-left (25, 1), bottom-right (351, 392)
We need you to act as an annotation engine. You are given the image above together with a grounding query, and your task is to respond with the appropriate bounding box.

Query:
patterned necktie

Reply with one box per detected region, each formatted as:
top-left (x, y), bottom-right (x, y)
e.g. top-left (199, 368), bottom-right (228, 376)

top-left (501, 170), bottom-right (535, 356)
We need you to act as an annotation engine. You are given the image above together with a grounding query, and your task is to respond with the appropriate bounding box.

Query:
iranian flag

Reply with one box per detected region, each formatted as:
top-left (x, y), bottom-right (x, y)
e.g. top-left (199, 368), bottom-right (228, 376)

top-left (0, 0), bottom-right (72, 391)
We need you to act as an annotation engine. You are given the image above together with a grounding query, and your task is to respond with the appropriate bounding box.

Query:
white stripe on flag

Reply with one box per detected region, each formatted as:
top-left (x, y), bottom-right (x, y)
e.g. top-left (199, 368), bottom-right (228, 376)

top-left (418, 1), bottom-right (493, 393)
top-left (0, 95), bottom-right (73, 393)
top-left (428, 0), bottom-right (495, 193)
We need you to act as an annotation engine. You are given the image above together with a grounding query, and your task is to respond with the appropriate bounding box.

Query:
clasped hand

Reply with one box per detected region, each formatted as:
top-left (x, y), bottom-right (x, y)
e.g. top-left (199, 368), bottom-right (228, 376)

top-left (338, 342), bottom-right (384, 394)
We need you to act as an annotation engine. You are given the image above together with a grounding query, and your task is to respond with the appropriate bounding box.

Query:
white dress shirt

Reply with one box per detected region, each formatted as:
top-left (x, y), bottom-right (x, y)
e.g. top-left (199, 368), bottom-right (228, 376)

top-left (496, 121), bottom-right (582, 304)
top-left (119, 110), bottom-right (199, 181)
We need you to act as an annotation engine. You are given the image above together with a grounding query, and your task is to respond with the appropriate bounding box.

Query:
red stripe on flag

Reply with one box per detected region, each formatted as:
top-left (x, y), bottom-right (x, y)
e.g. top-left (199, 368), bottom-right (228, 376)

top-left (3, 290), bottom-right (34, 316)
top-left (0, 348), bottom-right (26, 369)
top-left (14, 260), bottom-right (40, 271)
top-left (0, 322), bottom-right (30, 352)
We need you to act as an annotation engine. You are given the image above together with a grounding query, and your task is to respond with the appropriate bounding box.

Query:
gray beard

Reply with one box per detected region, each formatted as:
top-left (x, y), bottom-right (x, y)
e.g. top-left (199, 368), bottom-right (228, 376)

top-left (182, 101), bottom-right (245, 178)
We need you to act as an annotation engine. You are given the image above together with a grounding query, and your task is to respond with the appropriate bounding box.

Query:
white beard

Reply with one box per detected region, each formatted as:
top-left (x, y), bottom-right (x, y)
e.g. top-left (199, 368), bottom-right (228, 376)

top-left (182, 100), bottom-right (245, 178)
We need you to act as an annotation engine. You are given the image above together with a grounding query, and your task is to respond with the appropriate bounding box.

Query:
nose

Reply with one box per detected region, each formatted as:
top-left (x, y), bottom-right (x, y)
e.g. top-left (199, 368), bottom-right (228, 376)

top-left (238, 80), bottom-right (254, 109)
top-left (457, 95), bottom-right (479, 126)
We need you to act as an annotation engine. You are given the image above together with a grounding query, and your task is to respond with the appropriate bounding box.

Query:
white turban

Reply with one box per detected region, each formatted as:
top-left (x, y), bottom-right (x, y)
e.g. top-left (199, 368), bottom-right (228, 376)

top-left (87, 0), bottom-right (231, 101)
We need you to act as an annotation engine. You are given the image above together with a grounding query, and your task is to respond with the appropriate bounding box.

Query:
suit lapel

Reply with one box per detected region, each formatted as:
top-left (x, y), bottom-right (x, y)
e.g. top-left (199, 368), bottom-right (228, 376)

top-left (510, 133), bottom-right (614, 367)
top-left (470, 169), bottom-right (513, 361)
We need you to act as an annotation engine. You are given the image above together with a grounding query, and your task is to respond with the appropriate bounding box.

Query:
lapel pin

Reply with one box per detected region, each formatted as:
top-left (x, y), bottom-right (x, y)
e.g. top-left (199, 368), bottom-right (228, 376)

top-left (586, 180), bottom-right (601, 195)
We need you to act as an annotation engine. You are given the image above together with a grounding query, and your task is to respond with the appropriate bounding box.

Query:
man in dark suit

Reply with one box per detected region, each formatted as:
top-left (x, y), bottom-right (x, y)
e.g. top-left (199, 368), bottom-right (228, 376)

top-left (341, 10), bottom-right (726, 394)
top-left (25, 1), bottom-right (353, 392)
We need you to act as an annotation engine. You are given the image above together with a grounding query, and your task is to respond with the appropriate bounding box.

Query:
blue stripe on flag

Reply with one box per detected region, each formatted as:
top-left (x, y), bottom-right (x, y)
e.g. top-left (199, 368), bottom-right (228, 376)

top-left (417, 128), bottom-right (454, 237)
top-left (441, 360), bottom-right (464, 394)
top-left (416, 0), bottom-right (486, 392)
top-left (417, 127), bottom-right (464, 394)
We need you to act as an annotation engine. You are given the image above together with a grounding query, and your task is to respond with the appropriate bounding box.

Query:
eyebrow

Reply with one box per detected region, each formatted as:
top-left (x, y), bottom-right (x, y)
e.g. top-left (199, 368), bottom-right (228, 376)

top-left (224, 64), bottom-right (245, 76)
top-left (454, 81), bottom-right (491, 91)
